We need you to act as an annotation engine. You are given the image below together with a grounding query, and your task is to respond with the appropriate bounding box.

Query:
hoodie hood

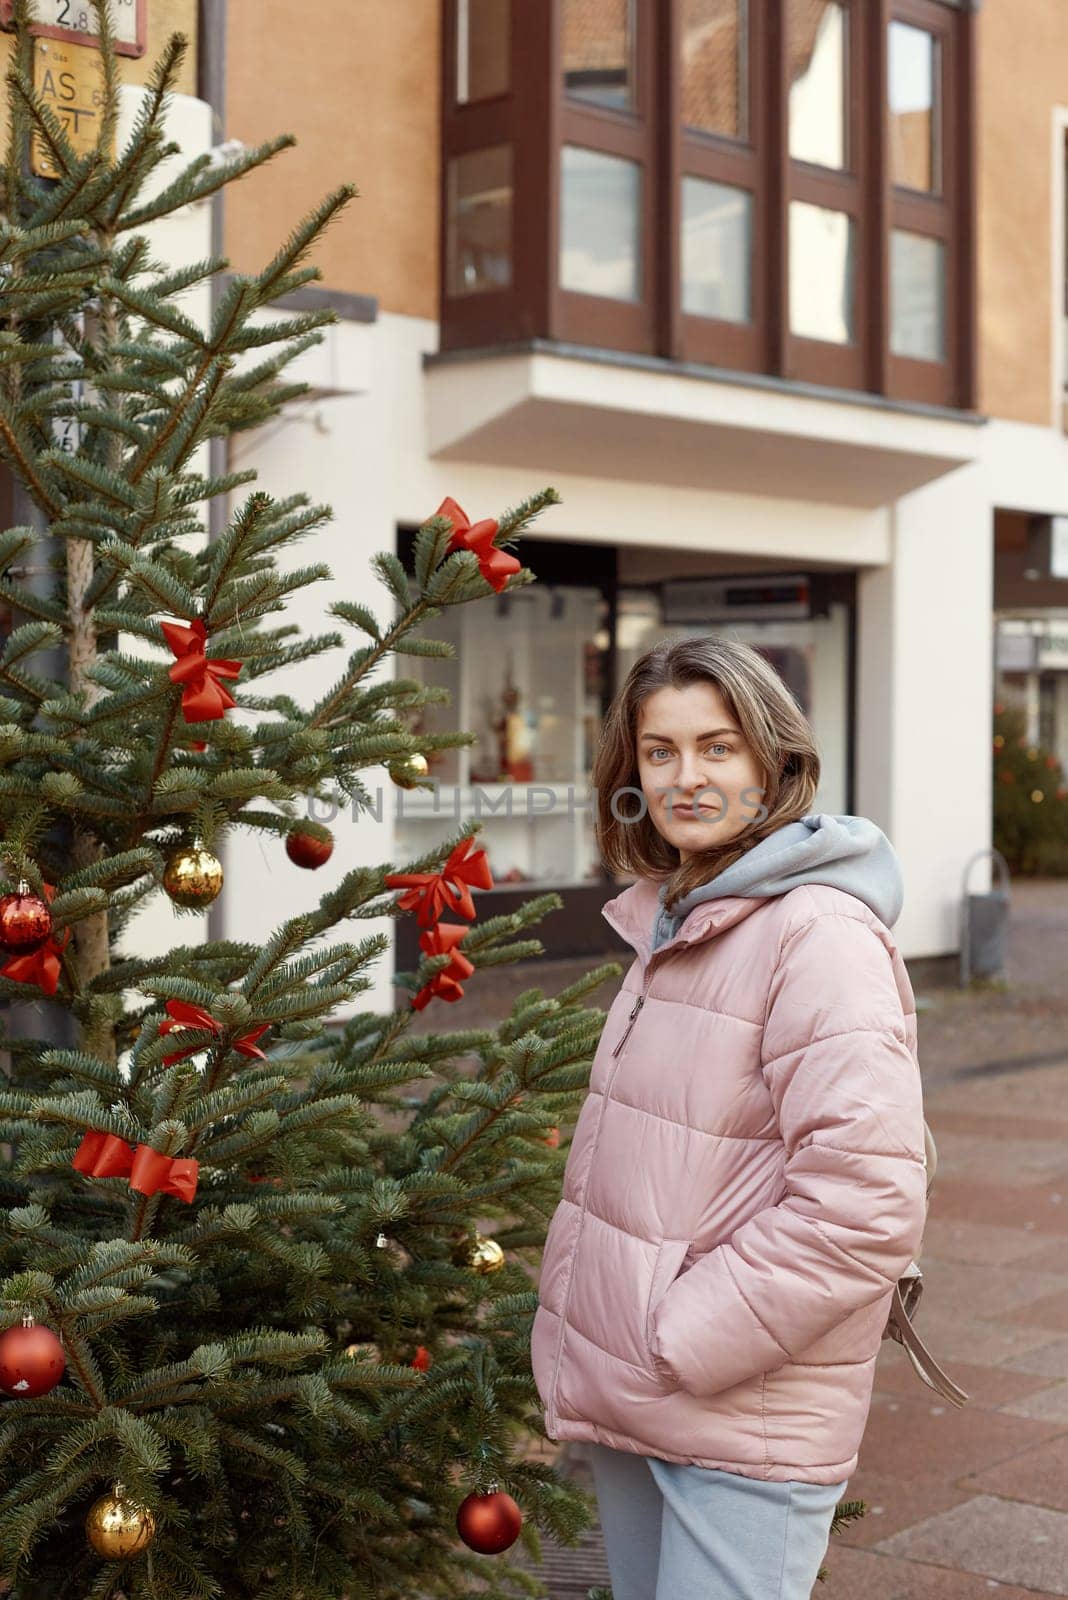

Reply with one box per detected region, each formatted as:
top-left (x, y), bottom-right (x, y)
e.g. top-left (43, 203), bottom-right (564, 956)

top-left (651, 812), bottom-right (904, 953)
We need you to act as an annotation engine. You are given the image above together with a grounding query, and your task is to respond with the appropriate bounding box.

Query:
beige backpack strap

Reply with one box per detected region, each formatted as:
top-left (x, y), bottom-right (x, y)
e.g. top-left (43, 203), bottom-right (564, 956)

top-left (887, 1282), bottom-right (970, 1408)
top-left (923, 1118), bottom-right (938, 1197)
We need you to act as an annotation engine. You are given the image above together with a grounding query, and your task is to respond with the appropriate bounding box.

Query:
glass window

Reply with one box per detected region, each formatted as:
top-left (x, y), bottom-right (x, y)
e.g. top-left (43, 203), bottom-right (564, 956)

top-left (890, 230), bottom-right (945, 361)
top-left (393, 574), bottom-right (610, 890)
top-left (616, 588), bottom-right (851, 816)
top-left (456, 0), bottom-right (510, 104)
top-left (446, 145), bottom-right (513, 297)
top-left (787, 0), bottom-right (847, 171)
top-left (562, 0), bottom-right (636, 111)
top-left (889, 21), bottom-right (940, 193)
top-left (681, 0), bottom-right (748, 141)
top-left (561, 145), bottom-right (642, 301)
top-left (789, 201), bottom-right (855, 344)
top-left (681, 176), bottom-right (752, 323)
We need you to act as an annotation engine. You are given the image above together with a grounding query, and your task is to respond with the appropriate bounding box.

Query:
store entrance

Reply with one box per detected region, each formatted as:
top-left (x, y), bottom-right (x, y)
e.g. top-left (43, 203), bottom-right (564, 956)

top-left (393, 529), bottom-right (855, 962)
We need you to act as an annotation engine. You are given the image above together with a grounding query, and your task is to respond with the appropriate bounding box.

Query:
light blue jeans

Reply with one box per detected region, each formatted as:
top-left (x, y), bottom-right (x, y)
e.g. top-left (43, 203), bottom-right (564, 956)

top-left (586, 1441), bottom-right (848, 1600)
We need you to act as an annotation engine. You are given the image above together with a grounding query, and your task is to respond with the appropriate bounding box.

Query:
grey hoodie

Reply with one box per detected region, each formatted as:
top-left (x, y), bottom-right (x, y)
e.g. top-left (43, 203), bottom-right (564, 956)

top-left (651, 812), bottom-right (904, 952)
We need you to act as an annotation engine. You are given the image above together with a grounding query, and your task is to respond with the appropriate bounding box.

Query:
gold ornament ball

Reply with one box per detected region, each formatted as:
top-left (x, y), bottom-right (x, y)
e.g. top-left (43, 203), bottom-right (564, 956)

top-left (163, 844), bottom-right (224, 908)
top-left (85, 1487), bottom-right (156, 1559)
top-left (467, 1233), bottom-right (505, 1275)
top-left (389, 753), bottom-right (429, 790)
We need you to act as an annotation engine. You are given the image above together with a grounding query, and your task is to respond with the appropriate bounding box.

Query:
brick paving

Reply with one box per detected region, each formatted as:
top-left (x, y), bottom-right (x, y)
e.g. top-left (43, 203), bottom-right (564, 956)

top-left (466, 877), bottom-right (1068, 1599)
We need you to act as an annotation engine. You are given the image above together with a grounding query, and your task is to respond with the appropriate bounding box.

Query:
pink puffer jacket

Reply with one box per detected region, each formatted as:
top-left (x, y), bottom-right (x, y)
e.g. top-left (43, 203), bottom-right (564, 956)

top-left (530, 875), bottom-right (928, 1484)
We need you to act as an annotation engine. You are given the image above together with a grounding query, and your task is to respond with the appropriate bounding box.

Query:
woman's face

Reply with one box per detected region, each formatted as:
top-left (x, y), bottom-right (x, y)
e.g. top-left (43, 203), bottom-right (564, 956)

top-left (635, 682), bottom-right (767, 862)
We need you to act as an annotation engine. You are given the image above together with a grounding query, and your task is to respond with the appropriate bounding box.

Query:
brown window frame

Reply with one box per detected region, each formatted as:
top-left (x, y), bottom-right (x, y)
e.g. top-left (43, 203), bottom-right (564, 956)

top-left (439, 0), bottom-right (976, 412)
top-left (884, 0), bottom-right (970, 406)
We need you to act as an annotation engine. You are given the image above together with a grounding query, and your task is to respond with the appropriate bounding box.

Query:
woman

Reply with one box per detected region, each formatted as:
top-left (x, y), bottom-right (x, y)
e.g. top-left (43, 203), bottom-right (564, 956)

top-left (529, 636), bottom-right (928, 1600)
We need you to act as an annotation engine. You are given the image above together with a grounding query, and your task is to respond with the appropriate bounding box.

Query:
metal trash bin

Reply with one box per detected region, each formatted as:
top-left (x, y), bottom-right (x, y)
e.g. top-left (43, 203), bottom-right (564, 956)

top-left (959, 848), bottom-right (1011, 987)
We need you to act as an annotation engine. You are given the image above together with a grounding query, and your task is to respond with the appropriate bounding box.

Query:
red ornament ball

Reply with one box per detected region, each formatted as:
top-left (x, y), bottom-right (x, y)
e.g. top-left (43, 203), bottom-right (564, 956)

top-left (285, 828), bottom-right (334, 870)
top-left (455, 1488), bottom-right (523, 1554)
top-left (0, 1321), bottom-right (65, 1398)
top-left (0, 891), bottom-right (53, 954)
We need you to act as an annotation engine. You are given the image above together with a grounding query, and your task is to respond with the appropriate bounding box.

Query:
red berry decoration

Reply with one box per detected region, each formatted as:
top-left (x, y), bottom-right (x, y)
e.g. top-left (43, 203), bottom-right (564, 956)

top-left (0, 1317), bottom-right (65, 1397)
top-left (0, 884), bottom-right (53, 954)
top-left (455, 1486), bottom-right (523, 1554)
top-left (285, 828), bottom-right (334, 869)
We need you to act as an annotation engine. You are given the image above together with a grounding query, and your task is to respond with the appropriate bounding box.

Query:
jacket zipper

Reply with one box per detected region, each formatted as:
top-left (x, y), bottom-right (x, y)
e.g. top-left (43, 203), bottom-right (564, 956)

top-left (547, 969), bottom-right (653, 1434)
top-left (612, 993), bottom-right (645, 1056)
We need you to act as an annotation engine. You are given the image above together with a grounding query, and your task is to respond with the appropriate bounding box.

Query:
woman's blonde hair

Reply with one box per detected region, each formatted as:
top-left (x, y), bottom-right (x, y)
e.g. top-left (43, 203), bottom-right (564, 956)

top-left (593, 635), bottom-right (821, 913)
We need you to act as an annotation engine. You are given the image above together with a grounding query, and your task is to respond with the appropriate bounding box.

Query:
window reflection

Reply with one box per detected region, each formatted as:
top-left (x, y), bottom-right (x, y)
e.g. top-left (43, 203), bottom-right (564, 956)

top-left (787, 0), bottom-right (847, 171)
top-left (561, 146), bottom-right (642, 301)
top-left (681, 176), bottom-right (752, 323)
top-left (446, 145), bottom-right (513, 296)
top-left (681, 0), bottom-right (748, 141)
top-left (889, 21), bottom-right (940, 192)
top-left (789, 201), bottom-right (854, 344)
top-left (615, 589), bottom-right (851, 815)
top-left (456, 0), bottom-right (510, 104)
top-left (394, 581), bottom-right (610, 890)
top-left (562, 0), bottom-right (636, 111)
top-left (890, 230), bottom-right (945, 361)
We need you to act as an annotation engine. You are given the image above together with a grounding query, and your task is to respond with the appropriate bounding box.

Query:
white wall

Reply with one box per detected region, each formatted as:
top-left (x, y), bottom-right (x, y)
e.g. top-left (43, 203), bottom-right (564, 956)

top-left (857, 465), bottom-right (994, 961)
top-left (112, 88), bottom-right (216, 967)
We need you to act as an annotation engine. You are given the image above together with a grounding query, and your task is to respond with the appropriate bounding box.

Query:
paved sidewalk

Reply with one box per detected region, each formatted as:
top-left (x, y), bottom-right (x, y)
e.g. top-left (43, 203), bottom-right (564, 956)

top-left (501, 877), bottom-right (1068, 1598)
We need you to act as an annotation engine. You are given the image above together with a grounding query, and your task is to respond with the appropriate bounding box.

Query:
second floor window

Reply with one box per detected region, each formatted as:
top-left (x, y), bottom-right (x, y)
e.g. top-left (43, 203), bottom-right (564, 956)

top-left (441, 0), bottom-right (975, 411)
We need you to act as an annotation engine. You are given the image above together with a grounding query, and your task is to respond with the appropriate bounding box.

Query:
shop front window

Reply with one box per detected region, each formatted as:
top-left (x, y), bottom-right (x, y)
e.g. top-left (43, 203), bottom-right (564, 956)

top-left (395, 531), bottom-right (612, 893)
top-left (396, 532), bottom-right (854, 931)
top-left (616, 580), bottom-right (851, 817)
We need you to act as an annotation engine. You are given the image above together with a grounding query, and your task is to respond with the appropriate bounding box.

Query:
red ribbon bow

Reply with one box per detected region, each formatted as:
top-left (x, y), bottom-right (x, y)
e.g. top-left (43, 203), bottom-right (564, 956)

top-left (411, 922), bottom-right (474, 1011)
top-left (435, 498), bottom-right (521, 595)
top-left (232, 1023), bottom-right (271, 1059)
top-left (72, 1130), bottom-right (199, 1203)
top-left (385, 836), bottom-right (494, 927)
top-left (162, 619), bottom-right (242, 723)
top-left (158, 998), bottom-right (220, 1064)
top-left (0, 883), bottom-right (69, 996)
top-left (158, 999), bottom-right (271, 1066)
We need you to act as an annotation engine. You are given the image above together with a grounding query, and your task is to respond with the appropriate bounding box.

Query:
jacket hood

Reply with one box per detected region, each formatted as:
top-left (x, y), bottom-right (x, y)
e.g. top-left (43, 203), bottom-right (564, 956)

top-left (649, 812), bottom-right (904, 952)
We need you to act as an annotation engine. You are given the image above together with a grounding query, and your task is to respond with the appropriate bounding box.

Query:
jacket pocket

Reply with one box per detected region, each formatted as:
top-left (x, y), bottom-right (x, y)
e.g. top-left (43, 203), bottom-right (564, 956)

top-left (644, 1237), bottom-right (692, 1370)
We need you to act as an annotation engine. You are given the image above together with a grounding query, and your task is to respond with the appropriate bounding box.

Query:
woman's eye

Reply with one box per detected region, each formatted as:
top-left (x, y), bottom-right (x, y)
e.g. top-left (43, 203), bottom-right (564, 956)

top-left (649, 744), bottom-right (730, 760)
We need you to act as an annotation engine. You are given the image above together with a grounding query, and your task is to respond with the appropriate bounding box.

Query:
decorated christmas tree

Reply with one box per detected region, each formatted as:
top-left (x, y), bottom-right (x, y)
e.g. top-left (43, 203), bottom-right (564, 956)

top-left (0, 5), bottom-right (612, 1594)
top-left (992, 700), bottom-right (1068, 875)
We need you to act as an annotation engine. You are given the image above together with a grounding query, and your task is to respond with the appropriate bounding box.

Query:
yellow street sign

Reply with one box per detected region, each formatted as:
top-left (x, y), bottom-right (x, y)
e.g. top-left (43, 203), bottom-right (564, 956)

top-left (31, 35), bottom-right (106, 179)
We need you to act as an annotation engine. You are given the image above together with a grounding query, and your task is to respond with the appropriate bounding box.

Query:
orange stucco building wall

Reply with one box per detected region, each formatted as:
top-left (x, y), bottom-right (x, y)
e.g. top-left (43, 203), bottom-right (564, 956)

top-left (977, 0), bottom-right (1068, 427)
top-left (223, 0), bottom-right (441, 320)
